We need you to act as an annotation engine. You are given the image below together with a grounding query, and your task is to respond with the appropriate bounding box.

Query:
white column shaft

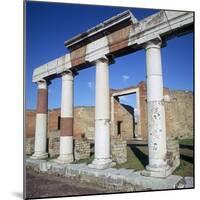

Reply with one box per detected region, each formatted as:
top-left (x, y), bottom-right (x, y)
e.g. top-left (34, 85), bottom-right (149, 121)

top-left (146, 41), bottom-right (167, 168)
top-left (56, 72), bottom-right (74, 163)
top-left (95, 59), bottom-right (110, 159)
top-left (95, 60), bottom-right (110, 120)
top-left (34, 114), bottom-right (47, 154)
top-left (61, 73), bottom-right (73, 118)
top-left (89, 57), bottom-right (113, 169)
top-left (31, 80), bottom-right (48, 159)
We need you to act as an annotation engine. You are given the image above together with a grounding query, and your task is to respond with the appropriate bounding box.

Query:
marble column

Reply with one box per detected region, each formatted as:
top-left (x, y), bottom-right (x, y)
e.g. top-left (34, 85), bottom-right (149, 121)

top-left (142, 38), bottom-right (170, 177)
top-left (31, 79), bottom-right (49, 159)
top-left (88, 56), bottom-right (114, 169)
top-left (55, 71), bottom-right (74, 163)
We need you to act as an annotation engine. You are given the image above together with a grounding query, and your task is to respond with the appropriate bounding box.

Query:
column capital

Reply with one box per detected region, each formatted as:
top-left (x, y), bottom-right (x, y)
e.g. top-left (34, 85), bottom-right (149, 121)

top-left (95, 55), bottom-right (115, 65)
top-left (61, 69), bottom-right (78, 79)
top-left (145, 37), bottom-right (162, 50)
top-left (37, 79), bottom-right (51, 89)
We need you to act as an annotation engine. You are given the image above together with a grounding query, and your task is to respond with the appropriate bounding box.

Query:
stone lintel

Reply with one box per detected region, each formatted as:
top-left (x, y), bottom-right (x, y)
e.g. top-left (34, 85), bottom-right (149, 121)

top-left (32, 10), bottom-right (193, 82)
top-left (64, 10), bottom-right (138, 49)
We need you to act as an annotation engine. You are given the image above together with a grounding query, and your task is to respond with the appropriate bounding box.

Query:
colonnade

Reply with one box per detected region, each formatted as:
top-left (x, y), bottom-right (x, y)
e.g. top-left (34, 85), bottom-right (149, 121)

top-left (31, 38), bottom-right (169, 176)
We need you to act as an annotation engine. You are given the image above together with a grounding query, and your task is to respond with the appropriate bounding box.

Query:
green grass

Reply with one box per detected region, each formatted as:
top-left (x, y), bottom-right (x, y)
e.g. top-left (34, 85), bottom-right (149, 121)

top-left (114, 146), bottom-right (145, 170)
top-left (115, 139), bottom-right (194, 177)
top-left (179, 138), bottom-right (193, 146)
top-left (72, 155), bottom-right (94, 165)
top-left (173, 159), bottom-right (193, 177)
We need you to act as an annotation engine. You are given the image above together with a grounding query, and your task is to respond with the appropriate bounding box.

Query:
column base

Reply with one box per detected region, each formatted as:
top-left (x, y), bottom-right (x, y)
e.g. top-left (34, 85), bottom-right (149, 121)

top-left (88, 158), bottom-right (115, 170)
top-left (54, 154), bottom-right (74, 164)
top-left (30, 152), bottom-right (48, 160)
top-left (141, 164), bottom-right (172, 178)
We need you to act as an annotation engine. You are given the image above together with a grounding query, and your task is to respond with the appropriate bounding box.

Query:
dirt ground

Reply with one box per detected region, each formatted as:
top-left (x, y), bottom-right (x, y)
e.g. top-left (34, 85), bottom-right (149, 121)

top-left (25, 168), bottom-right (110, 199)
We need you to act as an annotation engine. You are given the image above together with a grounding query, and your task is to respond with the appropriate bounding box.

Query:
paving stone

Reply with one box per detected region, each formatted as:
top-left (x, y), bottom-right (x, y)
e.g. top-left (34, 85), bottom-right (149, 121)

top-left (184, 177), bottom-right (194, 188)
top-left (26, 159), bottom-right (184, 192)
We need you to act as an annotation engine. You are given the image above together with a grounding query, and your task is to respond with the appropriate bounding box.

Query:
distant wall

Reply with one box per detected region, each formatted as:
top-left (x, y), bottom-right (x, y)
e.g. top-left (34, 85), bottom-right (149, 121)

top-left (113, 97), bottom-right (135, 139)
top-left (25, 84), bottom-right (193, 140)
top-left (165, 90), bottom-right (193, 139)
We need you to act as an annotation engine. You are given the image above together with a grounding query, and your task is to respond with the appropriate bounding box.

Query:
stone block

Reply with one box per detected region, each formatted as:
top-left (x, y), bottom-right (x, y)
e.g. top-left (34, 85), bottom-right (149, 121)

top-left (111, 139), bottom-right (127, 164)
top-left (25, 138), bottom-right (34, 155)
top-left (166, 139), bottom-right (180, 171)
top-left (74, 139), bottom-right (90, 160)
top-left (48, 136), bottom-right (60, 158)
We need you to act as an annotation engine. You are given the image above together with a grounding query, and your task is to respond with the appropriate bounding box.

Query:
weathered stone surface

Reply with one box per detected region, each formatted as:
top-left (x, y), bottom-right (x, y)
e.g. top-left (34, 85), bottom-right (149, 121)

top-left (25, 85), bottom-right (193, 141)
top-left (26, 138), bottom-right (34, 155)
top-left (112, 97), bottom-right (135, 139)
top-left (111, 139), bottom-right (127, 164)
top-left (74, 106), bottom-right (95, 139)
top-left (48, 132), bottom-right (60, 158)
top-left (184, 177), bottom-right (194, 188)
top-left (26, 159), bottom-right (190, 192)
top-left (166, 139), bottom-right (180, 171)
top-left (74, 139), bottom-right (90, 160)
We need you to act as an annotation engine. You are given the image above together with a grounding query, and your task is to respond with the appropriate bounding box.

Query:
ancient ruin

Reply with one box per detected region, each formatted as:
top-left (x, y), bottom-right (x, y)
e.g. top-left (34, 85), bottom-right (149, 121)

top-left (27, 10), bottom-right (194, 178)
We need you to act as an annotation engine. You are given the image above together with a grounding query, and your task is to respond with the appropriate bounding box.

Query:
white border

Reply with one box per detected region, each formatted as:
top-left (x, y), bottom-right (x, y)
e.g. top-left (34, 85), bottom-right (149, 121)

top-left (0, 0), bottom-right (199, 199)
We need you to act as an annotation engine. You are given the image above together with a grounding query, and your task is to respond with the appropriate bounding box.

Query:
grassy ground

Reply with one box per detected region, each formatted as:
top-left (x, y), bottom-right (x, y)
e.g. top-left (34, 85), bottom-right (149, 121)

top-left (114, 139), bottom-right (194, 177)
top-left (71, 139), bottom-right (194, 177)
top-left (174, 138), bottom-right (194, 176)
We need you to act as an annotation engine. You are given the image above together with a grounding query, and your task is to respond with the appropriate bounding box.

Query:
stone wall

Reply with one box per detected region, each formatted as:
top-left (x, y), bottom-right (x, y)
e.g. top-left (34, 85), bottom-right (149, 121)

top-left (166, 139), bottom-right (180, 171)
top-left (74, 139), bottom-right (90, 160)
top-left (25, 111), bottom-right (36, 138)
top-left (25, 84), bottom-right (193, 141)
top-left (137, 82), bottom-right (193, 139)
top-left (165, 90), bottom-right (193, 139)
top-left (74, 107), bottom-right (95, 139)
top-left (113, 97), bottom-right (135, 139)
top-left (48, 130), bottom-right (60, 158)
top-left (111, 139), bottom-right (127, 164)
top-left (26, 138), bottom-right (34, 155)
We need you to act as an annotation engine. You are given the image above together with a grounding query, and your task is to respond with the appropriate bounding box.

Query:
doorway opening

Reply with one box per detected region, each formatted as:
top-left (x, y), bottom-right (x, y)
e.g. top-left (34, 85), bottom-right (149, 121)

top-left (111, 87), bottom-right (141, 140)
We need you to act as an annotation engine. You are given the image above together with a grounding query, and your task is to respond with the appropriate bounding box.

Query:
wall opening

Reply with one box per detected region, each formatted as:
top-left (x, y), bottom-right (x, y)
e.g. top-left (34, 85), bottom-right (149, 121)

top-left (57, 116), bottom-right (61, 130)
top-left (118, 93), bottom-right (137, 139)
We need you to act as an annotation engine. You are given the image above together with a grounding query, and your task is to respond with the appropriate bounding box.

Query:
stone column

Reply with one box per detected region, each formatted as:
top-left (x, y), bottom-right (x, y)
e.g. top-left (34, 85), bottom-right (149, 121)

top-left (55, 71), bottom-right (74, 163)
top-left (142, 38), bottom-right (170, 177)
top-left (31, 79), bottom-right (49, 159)
top-left (88, 56), bottom-right (114, 169)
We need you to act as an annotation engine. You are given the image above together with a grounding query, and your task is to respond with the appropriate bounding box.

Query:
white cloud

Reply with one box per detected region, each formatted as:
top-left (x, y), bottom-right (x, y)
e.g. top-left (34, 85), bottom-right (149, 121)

top-left (122, 75), bottom-right (130, 81)
top-left (88, 81), bottom-right (93, 89)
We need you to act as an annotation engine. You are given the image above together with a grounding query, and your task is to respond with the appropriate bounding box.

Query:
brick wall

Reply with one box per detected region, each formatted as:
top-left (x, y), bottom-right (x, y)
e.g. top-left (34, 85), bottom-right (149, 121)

top-left (113, 97), bottom-right (135, 139)
top-left (25, 84), bottom-right (193, 141)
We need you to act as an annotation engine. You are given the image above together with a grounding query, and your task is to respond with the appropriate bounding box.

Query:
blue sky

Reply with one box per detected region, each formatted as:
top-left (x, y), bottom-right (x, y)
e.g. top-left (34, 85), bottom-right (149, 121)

top-left (25, 1), bottom-right (193, 110)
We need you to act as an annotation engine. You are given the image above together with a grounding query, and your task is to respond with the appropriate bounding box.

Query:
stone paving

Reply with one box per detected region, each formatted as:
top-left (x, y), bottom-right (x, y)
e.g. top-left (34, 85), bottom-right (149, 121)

top-left (26, 158), bottom-right (193, 192)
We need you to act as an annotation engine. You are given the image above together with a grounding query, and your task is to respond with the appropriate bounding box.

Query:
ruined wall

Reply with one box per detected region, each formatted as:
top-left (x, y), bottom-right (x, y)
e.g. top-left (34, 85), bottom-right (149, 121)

top-left (137, 82), bottom-right (193, 139)
top-left (74, 107), bottom-right (95, 139)
top-left (164, 90), bottom-right (193, 139)
top-left (25, 110), bottom-right (36, 138)
top-left (113, 97), bottom-right (135, 139)
top-left (25, 86), bottom-right (193, 141)
top-left (138, 82), bottom-right (148, 139)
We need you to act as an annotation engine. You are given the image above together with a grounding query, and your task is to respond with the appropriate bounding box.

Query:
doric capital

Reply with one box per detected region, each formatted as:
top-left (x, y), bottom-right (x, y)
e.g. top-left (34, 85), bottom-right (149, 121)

top-left (145, 37), bottom-right (162, 50)
top-left (61, 69), bottom-right (78, 79)
top-left (61, 69), bottom-right (79, 81)
top-left (37, 79), bottom-right (51, 89)
top-left (95, 55), bottom-right (115, 65)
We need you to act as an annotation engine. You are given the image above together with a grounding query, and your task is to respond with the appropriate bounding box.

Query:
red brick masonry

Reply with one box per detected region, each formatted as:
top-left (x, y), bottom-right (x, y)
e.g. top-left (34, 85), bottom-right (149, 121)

top-left (37, 89), bottom-right (48, 113)
top-left (60, 117), bottom-right (73, 136)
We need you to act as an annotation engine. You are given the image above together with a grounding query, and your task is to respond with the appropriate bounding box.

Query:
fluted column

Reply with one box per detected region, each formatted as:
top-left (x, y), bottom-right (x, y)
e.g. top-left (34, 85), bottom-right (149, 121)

top-left (55, 71), bottom-right (74, 163)
top-left (142, 38), bottom-right (170, 177)
top-left (31, 79), bottom-right (49, 159)
top-left (88, 56), bottom-right (114, 169)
